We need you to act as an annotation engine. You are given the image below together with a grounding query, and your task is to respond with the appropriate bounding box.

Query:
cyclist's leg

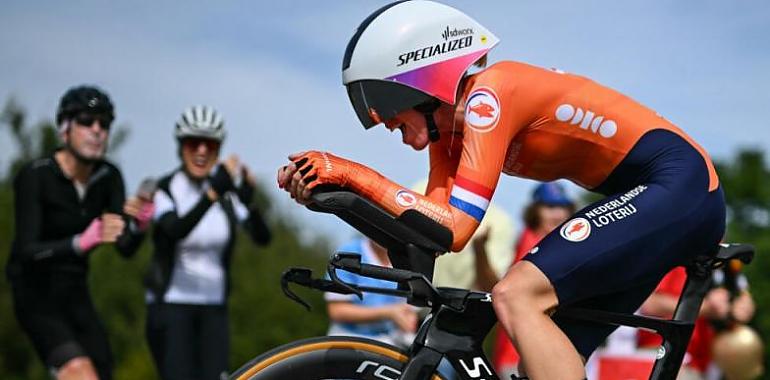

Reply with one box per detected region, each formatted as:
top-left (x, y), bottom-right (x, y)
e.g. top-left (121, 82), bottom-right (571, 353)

top-left (531, 190), bottom-right (725, 359)
top-left (157, 303), bottom-right (198, 380)
top-left (494, 172), bottom-right (721, 378)
top-left (146, 302), bottom-right (167, 376)
top-left (57, 357), bottom-right (99, 380)
top-left (199, 304), bottom-right (229, 379)
top-left (492, 261), bottom-right (585, 379)
top-left (69, 290), bottom-right (114, 380)
top-left (10, 281), bottom-right (100, 379)
top-left (550, 279), bottom-right (661, 358)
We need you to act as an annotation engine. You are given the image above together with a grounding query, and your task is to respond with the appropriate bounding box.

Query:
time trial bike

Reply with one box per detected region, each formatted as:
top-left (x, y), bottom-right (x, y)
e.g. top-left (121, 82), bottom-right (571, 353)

top-left (231, 190), bottom-right (753, 380)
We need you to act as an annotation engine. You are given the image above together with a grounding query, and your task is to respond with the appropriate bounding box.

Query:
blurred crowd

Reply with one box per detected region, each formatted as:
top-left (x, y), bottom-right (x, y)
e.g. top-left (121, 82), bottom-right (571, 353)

top-left (6, 85), bottom-right (270, 380)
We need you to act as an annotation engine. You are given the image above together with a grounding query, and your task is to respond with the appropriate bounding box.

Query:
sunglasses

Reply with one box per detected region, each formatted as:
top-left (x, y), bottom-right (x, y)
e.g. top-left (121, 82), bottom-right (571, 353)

top-left (182, 137), bottom-right (220, 151)
top-left (74, 113), bottom-right (113, 130)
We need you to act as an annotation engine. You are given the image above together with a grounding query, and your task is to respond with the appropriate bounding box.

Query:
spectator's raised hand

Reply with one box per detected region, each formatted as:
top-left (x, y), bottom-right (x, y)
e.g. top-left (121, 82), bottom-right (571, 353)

top-left (702, 287), bottom-right (731, 320)
top-left (388, 303), bottom-right (418, 333)
top-left (233, 159), bottom-right (257, 205)
top-left (210, 163), bottom-right (235, 197)
top-left (730, 292), bottom-right (756, 323)
top-left (472, 226), bottom-right (491, 252)
top-left (101, 213), bottom-right (125, 243)
top-left (77, 213), bottom-right (125, 253)
top-left (124, 196), bottom-right (154, 231)
top-left (223, 154), bottom-right (242, 181)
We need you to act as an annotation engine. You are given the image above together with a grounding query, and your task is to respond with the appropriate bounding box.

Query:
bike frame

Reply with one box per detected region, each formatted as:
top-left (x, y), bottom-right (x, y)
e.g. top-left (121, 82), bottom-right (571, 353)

top-left (282, 191), bottom-right (753, 380)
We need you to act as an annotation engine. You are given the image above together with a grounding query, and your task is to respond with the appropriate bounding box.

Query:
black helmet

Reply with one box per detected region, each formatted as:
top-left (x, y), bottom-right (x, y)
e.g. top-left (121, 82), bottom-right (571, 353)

top-left (56, 85), bottom-right (115, 126)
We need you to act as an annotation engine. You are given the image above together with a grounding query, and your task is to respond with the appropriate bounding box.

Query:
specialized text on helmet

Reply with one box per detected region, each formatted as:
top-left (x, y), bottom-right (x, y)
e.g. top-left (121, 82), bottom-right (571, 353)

top-left (397, 36), bottom-right (473, 67)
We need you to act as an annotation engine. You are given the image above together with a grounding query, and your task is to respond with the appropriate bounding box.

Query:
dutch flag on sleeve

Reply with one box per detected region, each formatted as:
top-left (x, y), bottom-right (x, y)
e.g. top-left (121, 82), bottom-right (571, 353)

top-left (449, 175), bottom-right (493, 222)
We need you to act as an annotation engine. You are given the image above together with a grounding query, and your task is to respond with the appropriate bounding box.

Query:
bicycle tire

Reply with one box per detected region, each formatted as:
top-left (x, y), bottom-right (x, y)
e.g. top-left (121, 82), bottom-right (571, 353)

top-left (231, 336), bottom-right (445, 380)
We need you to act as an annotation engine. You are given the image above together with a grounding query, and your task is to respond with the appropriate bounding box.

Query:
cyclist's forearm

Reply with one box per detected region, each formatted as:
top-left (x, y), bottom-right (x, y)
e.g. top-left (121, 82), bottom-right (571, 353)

top-left (345, 165), bottom-right (479, 252)
top-left (114, 224), bottom-right (145, 258)
top-left (327, 302), bottom-right (395, 324)
top-left (155, 194), bottom-right (213, 240)
top-left (17, 237), bottom-right (82, 262)
top-left (243, 207), bottom-right (271, 245)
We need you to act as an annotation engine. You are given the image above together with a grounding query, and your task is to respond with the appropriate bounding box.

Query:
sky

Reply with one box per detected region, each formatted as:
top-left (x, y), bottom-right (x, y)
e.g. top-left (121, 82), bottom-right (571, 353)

top-left (1, 1), bottom-right (769, 246)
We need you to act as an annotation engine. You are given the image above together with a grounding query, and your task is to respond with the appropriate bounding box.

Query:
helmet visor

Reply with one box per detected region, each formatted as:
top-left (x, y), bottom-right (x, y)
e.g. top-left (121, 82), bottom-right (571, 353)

top-left (347, 80), bottom-right (434, 129)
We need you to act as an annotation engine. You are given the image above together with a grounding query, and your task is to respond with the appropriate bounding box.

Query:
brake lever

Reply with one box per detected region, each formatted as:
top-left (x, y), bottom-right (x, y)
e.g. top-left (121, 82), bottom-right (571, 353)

top-left (281, 268), bottom-right (314, 311)
top-left (328, 261), bottom-right (364, 300)
top-left (282, 266), bottom-right (368, 310)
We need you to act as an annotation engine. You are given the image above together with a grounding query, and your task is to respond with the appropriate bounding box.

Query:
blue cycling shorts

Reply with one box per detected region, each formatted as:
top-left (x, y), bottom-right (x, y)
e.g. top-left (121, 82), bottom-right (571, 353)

top-left (523, 129), bottom-right (726, 357)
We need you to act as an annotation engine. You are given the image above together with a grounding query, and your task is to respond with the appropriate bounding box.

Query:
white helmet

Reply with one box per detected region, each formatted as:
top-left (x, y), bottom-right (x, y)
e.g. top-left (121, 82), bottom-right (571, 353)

top-left (342, 0), bottom-right (499, 130)
top-left (175, 105), bottom-right (226, 142)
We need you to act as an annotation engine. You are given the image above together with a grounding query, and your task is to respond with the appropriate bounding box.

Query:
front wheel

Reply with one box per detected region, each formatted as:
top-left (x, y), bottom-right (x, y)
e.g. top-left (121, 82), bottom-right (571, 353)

top-left (231, 336), bottom-right (445, 380)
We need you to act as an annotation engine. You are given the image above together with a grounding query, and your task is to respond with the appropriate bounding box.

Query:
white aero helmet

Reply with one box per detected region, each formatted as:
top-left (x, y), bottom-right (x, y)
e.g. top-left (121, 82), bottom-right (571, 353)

top-left (175, 105), bottom-right (226, 142)
top-left (342, 0), bottom-right (500, 131)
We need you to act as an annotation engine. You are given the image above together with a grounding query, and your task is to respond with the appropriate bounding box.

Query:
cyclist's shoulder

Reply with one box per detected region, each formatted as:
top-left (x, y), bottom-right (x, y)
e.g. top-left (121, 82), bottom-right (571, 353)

top-left (20, 156), bottom-right (56, 173)
top-left (156, 170), bottom-right (180, 192)
top-left (99, 158), bottom-right (121, 172)
top-left (95, 159), bottom-right (125, 179)
top-left (13, 156), bottom-right (57, 185)
top-left (467, 61), bottom-right (580, 100)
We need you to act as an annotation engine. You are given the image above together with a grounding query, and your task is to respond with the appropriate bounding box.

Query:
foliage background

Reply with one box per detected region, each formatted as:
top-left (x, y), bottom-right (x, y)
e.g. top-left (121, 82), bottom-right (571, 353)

top-left (0, 99), bottom-right (768, 378)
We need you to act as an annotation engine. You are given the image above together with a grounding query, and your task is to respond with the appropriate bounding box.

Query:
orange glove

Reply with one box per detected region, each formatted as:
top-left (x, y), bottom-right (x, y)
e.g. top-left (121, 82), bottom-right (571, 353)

top-left (291, 151), bottom-right (371, 192)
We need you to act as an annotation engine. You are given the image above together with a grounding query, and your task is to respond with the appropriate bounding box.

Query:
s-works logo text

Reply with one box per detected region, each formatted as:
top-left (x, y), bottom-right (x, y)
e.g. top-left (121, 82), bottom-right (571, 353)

top-left (441, 26), bottom-right (473, 41)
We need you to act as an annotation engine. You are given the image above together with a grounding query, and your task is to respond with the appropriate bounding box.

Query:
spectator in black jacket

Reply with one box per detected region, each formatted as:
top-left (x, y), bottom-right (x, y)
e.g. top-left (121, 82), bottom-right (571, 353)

top-left (6, 85), bottom-right (146, 380)
top-left (143, 105), bottom-right (271, 380)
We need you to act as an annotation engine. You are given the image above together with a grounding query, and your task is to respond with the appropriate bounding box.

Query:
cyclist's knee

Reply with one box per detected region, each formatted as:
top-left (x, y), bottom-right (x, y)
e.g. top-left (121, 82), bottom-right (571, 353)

top-left (57, 357), bottom-right (99, 380)
top-left (492, 261), bottom-right (557, 315)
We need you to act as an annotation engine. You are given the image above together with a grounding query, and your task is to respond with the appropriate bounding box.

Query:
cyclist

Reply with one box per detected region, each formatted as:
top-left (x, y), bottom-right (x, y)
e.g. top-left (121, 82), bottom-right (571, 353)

top-left (144, 105), bottom-right (271, 380)
top-left (6, 85), bottom-right (146, 380)
top-left (277, 1), bottom-right (726, 379)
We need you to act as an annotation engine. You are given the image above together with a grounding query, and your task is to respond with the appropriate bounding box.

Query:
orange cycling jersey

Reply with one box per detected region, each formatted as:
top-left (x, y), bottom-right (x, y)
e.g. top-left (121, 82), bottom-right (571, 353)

top-left (297, 61), bottom-right (718, 251)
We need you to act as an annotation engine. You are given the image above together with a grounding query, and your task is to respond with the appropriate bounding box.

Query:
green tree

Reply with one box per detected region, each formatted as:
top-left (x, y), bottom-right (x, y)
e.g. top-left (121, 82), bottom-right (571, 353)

top-left (715, 150), bottom-right (770, 370)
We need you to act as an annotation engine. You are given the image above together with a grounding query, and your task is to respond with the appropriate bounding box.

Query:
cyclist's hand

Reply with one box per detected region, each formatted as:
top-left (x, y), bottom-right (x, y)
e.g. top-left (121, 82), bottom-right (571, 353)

top-left (101, 213), bottom-right (125, 243)
top-left (389, 304), bottom-right (418, 333)
top-left (279, 151), bottom-right (358, 204)
top-left (293, 150), bottom-right (354, 192)
top-left (277, 156), bottom-right (312, 205)
top-left (210, 164), bottom-right (235, 196)
top-left (78, 218), bottom-right (104, 252)
top-left (232, 161), bottom-right (257, 205)
top-left (223, 154), bottom-right (241, 180)
top-left (124, 196), bottom-right (154, 231)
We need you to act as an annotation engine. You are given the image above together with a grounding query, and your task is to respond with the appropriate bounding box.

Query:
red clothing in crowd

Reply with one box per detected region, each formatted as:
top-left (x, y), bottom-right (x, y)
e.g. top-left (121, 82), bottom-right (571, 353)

top-left (637, 267), bottom-right (714, 373)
